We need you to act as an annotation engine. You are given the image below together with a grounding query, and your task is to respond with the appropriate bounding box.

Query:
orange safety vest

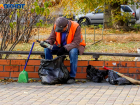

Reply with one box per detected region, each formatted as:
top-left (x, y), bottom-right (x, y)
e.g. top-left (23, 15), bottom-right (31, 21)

top-left (54, 21), bottom-right (86, 47)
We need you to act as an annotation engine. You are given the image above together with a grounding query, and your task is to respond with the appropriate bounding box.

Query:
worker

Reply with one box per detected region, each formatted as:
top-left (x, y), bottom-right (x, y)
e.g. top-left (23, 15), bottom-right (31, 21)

top-left (42, 17), bottom-right (86, 84)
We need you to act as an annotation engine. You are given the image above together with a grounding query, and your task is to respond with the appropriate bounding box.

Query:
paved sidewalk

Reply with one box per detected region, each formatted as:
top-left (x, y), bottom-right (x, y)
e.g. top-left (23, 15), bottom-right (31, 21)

top-left (0, 81), bottom-right (140, 105)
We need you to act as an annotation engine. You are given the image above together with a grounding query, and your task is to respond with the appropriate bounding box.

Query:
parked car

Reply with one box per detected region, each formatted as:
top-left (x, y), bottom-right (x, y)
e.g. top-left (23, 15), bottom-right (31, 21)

top-left (75, 5), bottom-right (139, 26)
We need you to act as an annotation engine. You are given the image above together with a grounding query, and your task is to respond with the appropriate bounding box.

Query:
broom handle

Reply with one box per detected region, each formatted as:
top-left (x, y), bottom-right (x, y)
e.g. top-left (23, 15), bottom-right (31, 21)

top-left (103, 66), bottom-right (111, 70)
top-left (24, 42), bottom-right (35, 70)
top-left (103, 66), bottom-right (119, 74)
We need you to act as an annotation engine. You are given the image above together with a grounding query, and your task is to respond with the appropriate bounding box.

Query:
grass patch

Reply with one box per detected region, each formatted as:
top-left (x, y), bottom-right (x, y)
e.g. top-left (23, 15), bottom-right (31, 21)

top-left (1, 25), bottom-right (140, 61)
top-left (3, 35), bottom-right (140, 61)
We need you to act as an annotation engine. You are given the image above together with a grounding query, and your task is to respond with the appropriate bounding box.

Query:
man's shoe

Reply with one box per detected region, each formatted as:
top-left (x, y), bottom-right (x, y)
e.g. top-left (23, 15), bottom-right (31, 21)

top-left (67, 77), bottom-right (75, 84)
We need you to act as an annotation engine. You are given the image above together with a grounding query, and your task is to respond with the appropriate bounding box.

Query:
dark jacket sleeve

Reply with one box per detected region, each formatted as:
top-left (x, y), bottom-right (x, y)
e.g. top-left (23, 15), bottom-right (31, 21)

top-left (45, 26), bottom-right (56, 45)
top-left (64, 25), bottom-right (81, 51)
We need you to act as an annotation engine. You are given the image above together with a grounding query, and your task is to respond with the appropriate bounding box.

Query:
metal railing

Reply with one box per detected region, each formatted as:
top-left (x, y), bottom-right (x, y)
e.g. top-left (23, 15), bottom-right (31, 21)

top-left (1, 51), bottom-right (140, 61)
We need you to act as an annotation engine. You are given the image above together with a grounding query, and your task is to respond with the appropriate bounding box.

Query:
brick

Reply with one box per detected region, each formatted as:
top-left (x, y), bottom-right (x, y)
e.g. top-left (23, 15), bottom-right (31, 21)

top-left (5, 66), bottom-right (19, 71)
top-left (136, 62), bottom-right (140, 67)
top-left (64, 61), bottom-right (88, 66)
top-left (128, 68), bottom-right (140, 73)
top-left (83, 67), bottom-right (87, 72)
top-left (20, 66), bottom-right (34, 72)
top-left (28, 60), bottom-right (40, 65)
top-left (64, 61), bottom-right (70, 66)
top-left (136, 74), bottom-right (140, 80)
top-left (28, 73), bottom-right (39, 78)
top-left (121, 61), bottom-right (135, 67)
top-left (98, 67), bottom-right (108, 71)
top-left (35, 66), bottom-right (40, 72)
top-left (77, 67), bottom-right (82, 72)
top-left (89, 61), bottom-right (104, 66)
top-left (67, 67), bottom-right (70, 72)
top-left (105, 61), bottom-right (120, 67)
top-left (0, 60), bottom-right (10, 65)
top-left (0, 66), bottom-right (3, 71)
top-left (77, 61), bottom-right (88, 66)
top-left (75, 73), bottom-right (87, 79)
top-left (11, 72), bottom-right (20, 77)
top-left (103, 67), bottom-right (114, 70)
top-left (66, 67), bottom-right (83, 73)
top-left (11, 60), bottom-right (25, 65)
top-left (0, 72), bottom-right (10, 77)
top-left (102, 67), bottom-right (127, 73)
top-left (113, 67), bottom-right (128, 73)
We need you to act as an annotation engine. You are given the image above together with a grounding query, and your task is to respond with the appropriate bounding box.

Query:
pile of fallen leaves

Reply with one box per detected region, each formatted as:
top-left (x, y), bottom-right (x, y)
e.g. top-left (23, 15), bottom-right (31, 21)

top-left (75, 79), bottom-right (87, 83)
top-left (0, 78), bottom-right (41, 85)
top-left (0, 78), bottom-right (87, 85)
top-left (0, 79), bottom-right (18, 83)
top-left (0, 79), bottom-right (18, 85)
top-left (28, 79), bottom-right (41, 83)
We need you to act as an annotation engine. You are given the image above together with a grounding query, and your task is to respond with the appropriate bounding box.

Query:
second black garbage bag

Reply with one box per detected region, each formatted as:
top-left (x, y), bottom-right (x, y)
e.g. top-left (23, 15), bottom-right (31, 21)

top-left (86, 65), bottom-right (108, 83)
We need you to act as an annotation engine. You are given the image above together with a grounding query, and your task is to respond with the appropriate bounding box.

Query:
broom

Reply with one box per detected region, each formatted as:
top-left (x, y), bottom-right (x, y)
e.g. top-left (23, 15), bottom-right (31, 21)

top-left (103, 66), bottom-right (140, 85)
top-left (18, 42), bottom-right (35, 83)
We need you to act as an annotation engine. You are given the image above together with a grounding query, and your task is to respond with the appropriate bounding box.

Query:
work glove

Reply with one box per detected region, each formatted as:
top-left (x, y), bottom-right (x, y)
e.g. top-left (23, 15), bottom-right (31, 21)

top-left (57, 47), bottom-right (68, 56)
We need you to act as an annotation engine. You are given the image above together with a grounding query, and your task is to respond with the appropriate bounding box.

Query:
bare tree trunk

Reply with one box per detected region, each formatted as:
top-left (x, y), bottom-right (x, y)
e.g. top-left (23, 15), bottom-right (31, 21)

top-left (110, 1), bottom-right (131, 31)
top-left (110, 2), bottom-right (122, 28)
top-left (104, 4), bottom-right (112, 28)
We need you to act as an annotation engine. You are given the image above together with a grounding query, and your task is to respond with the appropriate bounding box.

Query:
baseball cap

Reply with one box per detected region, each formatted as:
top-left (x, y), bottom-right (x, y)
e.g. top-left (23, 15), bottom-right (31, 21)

top-left (55, 17), bottom-right (68, 32)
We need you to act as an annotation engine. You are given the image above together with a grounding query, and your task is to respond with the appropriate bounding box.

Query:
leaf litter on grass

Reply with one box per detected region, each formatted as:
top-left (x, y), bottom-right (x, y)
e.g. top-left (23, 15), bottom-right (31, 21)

top-left (2, 26), bottom-right (140, 61)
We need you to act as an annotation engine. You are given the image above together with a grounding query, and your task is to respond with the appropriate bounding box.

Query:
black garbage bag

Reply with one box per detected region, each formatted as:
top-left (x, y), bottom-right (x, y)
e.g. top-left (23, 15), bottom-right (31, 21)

top-left (116, 77), bottom-right (132, 85)
top-left (38, 55), bottom-right (70, 85)
top-left (86, 65), bottom-right (108, 82)
top-left (108, 70), bottom-right (120, 85)
top-left (107, 70), bottom-right (132, 85)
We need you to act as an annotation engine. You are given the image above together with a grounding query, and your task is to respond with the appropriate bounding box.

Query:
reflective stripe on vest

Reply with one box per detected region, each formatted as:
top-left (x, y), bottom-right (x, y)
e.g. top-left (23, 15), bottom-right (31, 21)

top-left (54, 21), bottom-right (86, 47)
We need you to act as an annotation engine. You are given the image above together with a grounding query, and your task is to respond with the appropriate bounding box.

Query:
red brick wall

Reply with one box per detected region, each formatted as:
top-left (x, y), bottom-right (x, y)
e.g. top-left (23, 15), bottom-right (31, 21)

top-left (0, 59), bottom-right (140, 80)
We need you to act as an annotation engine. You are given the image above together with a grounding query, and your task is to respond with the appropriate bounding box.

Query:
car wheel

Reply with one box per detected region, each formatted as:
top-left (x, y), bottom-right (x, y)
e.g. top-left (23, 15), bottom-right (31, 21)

top-left (78, 18), bottom-right (90, 26)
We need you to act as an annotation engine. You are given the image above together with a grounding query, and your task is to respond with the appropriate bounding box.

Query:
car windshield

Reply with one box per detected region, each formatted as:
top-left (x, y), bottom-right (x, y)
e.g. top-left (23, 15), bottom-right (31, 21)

top-left (121, 6), bottom-right (132, 12)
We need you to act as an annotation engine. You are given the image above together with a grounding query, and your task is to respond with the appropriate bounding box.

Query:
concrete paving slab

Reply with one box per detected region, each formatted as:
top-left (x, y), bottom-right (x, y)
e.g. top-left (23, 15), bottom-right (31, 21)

top-left (0, 81), bottom-right (139, 105)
